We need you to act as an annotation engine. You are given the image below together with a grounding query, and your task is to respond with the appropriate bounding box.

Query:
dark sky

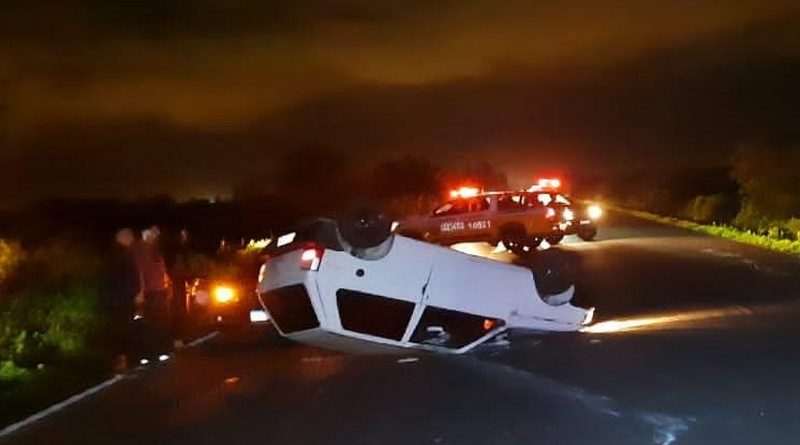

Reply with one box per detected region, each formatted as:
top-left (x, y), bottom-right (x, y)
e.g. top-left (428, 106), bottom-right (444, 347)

top-left (2, 0), bottom-right (799, 203)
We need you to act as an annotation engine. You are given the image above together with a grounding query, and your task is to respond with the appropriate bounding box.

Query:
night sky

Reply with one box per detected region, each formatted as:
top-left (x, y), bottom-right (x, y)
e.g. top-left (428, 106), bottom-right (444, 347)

top-left (2, 1), bottom-right (799, 203)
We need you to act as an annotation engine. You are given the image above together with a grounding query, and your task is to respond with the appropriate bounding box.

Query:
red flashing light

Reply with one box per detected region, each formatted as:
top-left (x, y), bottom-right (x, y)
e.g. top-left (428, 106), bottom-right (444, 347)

top-left (537, 178), bottom-right (561, 189)
top-left (300, 245), bottom-right (324, 271)
top-left (450, 186), bottom-right (480, 198)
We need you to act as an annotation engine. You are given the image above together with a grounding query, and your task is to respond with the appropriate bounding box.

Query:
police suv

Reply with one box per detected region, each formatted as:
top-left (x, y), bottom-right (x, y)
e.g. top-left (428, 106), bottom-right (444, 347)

top-left (395, 188), bottom-right (564, 254)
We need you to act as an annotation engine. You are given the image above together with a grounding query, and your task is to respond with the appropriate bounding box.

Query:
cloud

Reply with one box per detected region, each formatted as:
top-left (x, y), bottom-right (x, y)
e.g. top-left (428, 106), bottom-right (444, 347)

top-left (1, 1), bottom-right (799, 201)
top-left (3, 0), bottom-right (798, 127)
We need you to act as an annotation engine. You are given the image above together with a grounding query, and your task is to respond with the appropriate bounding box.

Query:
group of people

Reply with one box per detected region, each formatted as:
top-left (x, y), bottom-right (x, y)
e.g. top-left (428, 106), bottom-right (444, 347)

top-left (106, 225), bottom-right (191, 372)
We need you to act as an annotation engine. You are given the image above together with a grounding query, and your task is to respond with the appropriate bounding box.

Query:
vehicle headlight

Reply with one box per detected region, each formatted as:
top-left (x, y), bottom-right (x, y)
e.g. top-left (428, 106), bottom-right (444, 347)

top-left (587, 205), bottom-right (603, 220)
top-left (563, 208), bottom-right (575, 221)
top-left (212, 285), bottom-right (237, 304)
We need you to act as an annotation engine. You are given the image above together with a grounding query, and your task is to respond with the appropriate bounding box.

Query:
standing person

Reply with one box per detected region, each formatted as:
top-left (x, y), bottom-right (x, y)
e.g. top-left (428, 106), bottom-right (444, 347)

top-left (169, 228), bottom-right (193, 348)
top-left (104, 228), bottom-right (141, 373)
top-left (134, 225), bottom-right (172, 364)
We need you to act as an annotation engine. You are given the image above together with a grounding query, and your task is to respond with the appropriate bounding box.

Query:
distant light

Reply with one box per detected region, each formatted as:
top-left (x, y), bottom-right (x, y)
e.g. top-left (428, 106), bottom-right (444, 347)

top-left (563, 208), bottom-right (575, 221)
top-left (139, 358), bottom-right (149, 366)
top-left (245, 238), bottom-right (272, 251)
top-left (158, 354), bottom-right (170, 362)
top-left (546, 208), bottom-right (556, 218)
top-left (390, 221), bottom-right (400, 232)
top-left (277, 232), bottom-right (296, 247)
top-left (588, 205), bottom-right (603, 220)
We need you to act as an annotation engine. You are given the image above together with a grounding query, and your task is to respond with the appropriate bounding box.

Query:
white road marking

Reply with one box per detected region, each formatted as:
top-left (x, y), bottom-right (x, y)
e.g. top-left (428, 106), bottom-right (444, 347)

top-left (0, 375), bottom-right (124, 438)
top-left (187, 330), bottom-right (219, 347)
top-left (0, 330), bottom-right (219, 436)
top-left (472, 358), bottom-right (693, 444)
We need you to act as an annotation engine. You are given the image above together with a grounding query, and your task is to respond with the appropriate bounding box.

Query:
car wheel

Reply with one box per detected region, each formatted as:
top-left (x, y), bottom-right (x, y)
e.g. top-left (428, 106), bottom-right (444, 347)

top-left (501, 226), bottom-right (527, 255)
top-left (530, 249), bottom-right (577, 297)
top-left (337, 207), bottom-right (393, 249)
top-left (578, 225), bottom-right (597, 241)
top-left (546, 233), bottom-right (565, 245)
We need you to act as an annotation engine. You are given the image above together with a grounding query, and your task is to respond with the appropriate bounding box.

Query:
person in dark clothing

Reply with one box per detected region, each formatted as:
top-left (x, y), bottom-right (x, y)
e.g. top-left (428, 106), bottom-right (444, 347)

top-left (168, 228), bottom-right (192, 347)
top-left (134, 225), bottom-right (173, 364)
top-left (104, 228), bottom-right (141, 373)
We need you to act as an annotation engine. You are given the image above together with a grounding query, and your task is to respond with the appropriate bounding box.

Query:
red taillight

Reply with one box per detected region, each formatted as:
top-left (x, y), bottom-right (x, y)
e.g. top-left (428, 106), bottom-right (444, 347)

top-left (299, 245), bottom-right (324, 271)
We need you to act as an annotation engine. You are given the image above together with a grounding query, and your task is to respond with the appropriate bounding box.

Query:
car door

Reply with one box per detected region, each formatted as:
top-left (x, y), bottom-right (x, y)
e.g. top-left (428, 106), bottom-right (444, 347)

top-left (408, 247), bottom-right (533, 351)
top-left (314, 237), bottom-right (438, 342)
top-left (454, 196), bottom-right (493, 243)
top-left (429, 199), bottom-right (469, 244)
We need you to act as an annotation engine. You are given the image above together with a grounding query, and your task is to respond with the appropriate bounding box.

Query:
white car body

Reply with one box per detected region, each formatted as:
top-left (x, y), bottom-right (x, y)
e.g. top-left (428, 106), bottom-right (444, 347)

top-left (258, 233), bottom-right (592, 354)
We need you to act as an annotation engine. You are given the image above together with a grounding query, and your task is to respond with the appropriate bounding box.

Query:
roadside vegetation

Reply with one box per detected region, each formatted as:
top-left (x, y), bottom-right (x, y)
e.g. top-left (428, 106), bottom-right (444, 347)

top-left (597, 146), bottom-right (800, 256)
top-left (0, 239), bottom-right (107, 426)
top-left (613, 207), bottom-right (800, 257)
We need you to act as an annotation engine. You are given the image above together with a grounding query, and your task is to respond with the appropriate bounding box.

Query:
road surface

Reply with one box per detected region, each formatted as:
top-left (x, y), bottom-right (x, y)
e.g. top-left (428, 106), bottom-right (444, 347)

top-left (4, 211), bottom-right (800, 445)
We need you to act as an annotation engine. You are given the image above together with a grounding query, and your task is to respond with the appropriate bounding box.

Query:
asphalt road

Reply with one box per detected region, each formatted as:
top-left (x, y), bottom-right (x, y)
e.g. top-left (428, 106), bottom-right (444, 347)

top-left (5, 211), bottom-right (800, 445)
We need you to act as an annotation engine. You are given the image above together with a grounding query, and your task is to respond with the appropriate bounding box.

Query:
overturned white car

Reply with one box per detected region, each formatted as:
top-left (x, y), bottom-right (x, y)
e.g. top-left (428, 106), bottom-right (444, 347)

top-left (257, 218), bottom-right (593, 354)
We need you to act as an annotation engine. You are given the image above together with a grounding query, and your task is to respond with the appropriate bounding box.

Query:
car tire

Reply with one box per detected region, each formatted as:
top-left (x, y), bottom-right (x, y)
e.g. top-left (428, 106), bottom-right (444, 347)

top-left (530, 248), bottom-right (577, 297)
top-left (577, 225), bottom-right (597, 241)
top-left (501, 226), bottom-right (527, 255)
top-left (336, 207), bottom-right (393, 249)
top-left (546, 233), bottom-right (565, 245)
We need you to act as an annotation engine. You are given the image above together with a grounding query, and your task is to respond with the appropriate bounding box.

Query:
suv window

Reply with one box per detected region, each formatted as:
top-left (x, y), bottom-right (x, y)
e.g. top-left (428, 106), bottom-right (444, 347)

top-left (497, 194), bottom-right (525, 211)
top-left (466, 197), bottom-right (490, 213)
top-left (433, 199), bottom-right (468, 216)
top-left (521, 193), bottom-right (548, 209)
top-left (534, 193), bottom-right (553, 206)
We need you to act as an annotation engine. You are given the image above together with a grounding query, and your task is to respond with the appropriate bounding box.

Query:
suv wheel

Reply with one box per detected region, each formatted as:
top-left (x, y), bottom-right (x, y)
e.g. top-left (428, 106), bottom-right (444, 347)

top-left (501, 226), bottom-right (527, 255)
top-left (577, 225), bottom-right (597, 241)
top-left (546, 232), bottom-right (565, 245)
top-left (526, 236), bottom-right (543, 249)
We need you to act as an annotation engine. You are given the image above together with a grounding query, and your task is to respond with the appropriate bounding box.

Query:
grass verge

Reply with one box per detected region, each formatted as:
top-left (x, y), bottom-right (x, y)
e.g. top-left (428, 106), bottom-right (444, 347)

top-left (0, 356), bottom-right (109, 428)
top-left (611, 206), bottom-right (800, 257)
